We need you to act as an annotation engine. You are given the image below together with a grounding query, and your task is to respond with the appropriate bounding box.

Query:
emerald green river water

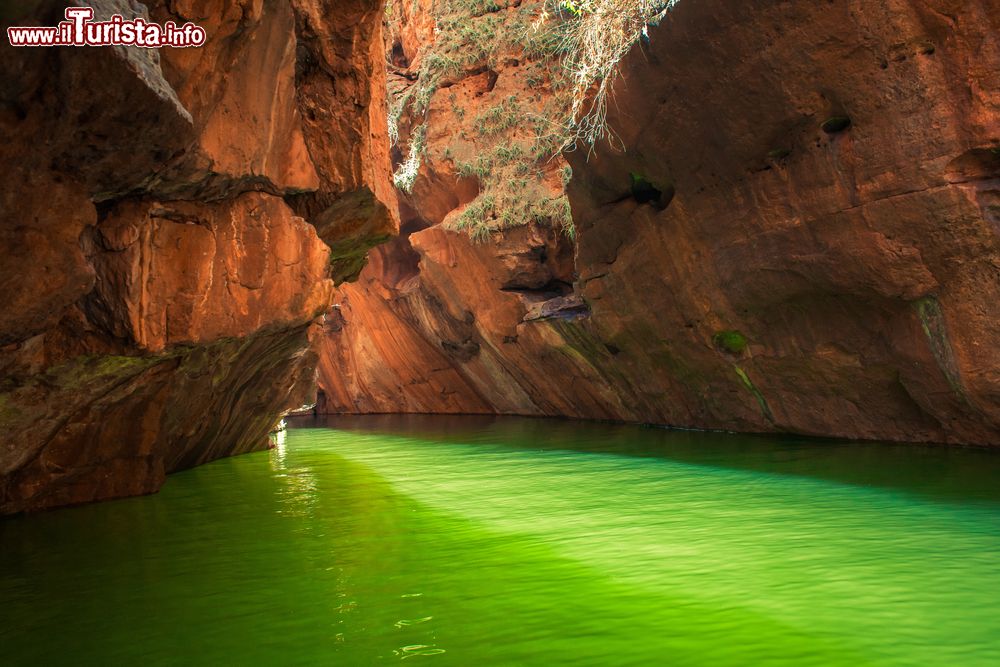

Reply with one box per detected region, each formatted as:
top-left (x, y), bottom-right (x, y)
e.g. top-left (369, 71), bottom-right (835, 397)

top-left (2, 415), bottom-right (1000, 665)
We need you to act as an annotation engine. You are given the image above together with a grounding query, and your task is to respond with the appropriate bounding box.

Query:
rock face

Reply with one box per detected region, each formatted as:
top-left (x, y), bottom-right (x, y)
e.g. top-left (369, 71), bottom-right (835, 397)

top-left (318, 0), bottom-right (577, 415)
top-left (320, 0), bottom-right (1000, 446)
top-left (0, 0), bottom-right (396, 513)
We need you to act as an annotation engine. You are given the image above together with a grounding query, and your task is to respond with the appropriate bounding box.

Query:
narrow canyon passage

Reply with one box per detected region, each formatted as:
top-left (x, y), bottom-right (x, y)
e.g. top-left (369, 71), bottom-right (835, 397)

top-left (3, 0), bottom-right (1000, 663)
top-left (3, 417), bottom-right (1000, 665)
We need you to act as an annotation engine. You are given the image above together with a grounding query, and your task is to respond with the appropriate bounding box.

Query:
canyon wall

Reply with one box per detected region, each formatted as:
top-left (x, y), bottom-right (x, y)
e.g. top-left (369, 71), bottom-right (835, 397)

top-left (320, 0), bottom-right (1000, 445)
top-left (0, 0), bottom-right (396, 513)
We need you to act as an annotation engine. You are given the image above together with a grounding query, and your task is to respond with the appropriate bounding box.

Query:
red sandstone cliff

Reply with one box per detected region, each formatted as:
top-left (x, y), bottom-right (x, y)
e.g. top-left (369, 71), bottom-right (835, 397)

top-left (0, 0), bottom-right (396, 513)
top-left (319, 0), bottom-right (1000, 446)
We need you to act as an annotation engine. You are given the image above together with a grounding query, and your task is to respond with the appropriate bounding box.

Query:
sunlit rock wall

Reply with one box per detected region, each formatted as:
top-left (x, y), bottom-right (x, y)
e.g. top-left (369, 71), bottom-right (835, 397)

top-left (320, 0), bottom-right (1000, 446)
top-left (0, 0), bottom-right (397, 513)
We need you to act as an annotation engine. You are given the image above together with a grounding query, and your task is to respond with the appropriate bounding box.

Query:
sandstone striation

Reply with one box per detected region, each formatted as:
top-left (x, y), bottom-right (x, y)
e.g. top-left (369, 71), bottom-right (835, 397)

top-left (320, 0), bottom-right (1000, 446)
top-left (0, 0), bottom-right (396, 513)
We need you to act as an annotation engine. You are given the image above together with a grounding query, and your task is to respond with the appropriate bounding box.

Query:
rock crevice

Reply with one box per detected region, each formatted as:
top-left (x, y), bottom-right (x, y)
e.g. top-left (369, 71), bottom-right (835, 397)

top-left (317, 0), bottom-right (1000, 446)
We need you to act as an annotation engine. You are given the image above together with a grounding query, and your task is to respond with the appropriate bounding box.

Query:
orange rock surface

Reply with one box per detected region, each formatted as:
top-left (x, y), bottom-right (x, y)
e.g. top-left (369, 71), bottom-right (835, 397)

top-left (319, 0), bottom-right (1000, 446)
top-left (0, 0), bottom-right (396, 513)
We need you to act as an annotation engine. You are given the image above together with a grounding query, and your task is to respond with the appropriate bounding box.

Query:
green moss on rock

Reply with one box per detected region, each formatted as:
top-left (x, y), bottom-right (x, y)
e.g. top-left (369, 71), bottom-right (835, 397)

top-left (45, 354), bottom-right (158, 390)
top-left (734, 366), bottom-right (775, 423)
top-left (713, 330), bottom-right (748, 355)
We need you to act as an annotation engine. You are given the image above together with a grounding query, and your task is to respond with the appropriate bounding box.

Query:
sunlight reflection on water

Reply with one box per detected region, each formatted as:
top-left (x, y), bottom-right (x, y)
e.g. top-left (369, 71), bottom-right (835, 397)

top-left (1, 414), bottom-right (999, 666)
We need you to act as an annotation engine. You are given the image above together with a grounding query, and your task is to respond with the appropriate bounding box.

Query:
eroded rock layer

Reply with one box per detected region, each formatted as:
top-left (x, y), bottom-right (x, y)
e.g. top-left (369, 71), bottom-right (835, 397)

top-left (320, 0), bottom-right (1000, 445)
top-left (0, 0), bottom-right (396, 513)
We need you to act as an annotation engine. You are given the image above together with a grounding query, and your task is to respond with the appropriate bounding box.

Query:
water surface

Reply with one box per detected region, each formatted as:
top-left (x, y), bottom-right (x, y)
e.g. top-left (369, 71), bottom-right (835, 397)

top-left (2, 415), bottom-right (999, 665)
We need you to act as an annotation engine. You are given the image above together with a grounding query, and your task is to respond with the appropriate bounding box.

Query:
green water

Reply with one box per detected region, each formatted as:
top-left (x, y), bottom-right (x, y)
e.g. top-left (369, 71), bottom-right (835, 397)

top-left (2, 416), bottom-right (1000, 665)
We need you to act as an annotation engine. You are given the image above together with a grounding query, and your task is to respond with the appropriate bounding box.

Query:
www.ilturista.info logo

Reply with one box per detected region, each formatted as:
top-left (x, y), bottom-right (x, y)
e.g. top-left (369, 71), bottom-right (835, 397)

top-left (8, 7), bottom-right (206, 48)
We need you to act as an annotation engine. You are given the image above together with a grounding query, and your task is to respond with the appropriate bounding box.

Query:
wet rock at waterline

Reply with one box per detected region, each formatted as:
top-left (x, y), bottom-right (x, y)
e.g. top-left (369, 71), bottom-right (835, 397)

top-left (320, 0), bottom-right (1000, 445)
top-left (4, 0), bottom-right (1000, 514)
top-left (0, 0), bottom-right (397, 514)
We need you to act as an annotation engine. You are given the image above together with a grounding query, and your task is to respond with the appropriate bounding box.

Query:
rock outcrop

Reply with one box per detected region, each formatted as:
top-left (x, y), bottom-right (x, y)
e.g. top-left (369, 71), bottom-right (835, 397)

top-left (0, 0), bottom-right (396, 513)
top-left (318, 0), bottom-right (577, 415)
top-left (320, 0), bottom-right (1000, 446)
